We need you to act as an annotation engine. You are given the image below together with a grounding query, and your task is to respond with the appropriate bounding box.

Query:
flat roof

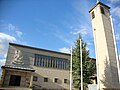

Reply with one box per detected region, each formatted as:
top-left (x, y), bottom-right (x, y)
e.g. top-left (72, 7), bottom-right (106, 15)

top-left (89, 1), bottom-right (110, 13)
top-left (2, 65), bottom-right (35, 72)
top-left (9, 43), bottom-right (96, 60)
top-left (9, 43), bottom-right (70, 56)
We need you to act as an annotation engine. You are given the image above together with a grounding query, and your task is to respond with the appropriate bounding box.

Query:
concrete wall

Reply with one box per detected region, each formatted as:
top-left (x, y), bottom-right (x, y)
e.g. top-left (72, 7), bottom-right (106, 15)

top-left (5, 44), bottom-right (70, 89)
top-left (90, 3), bottom-right (120, 89)
top-left (33, 66), bottom-right (69, 89)
top-left (3, 69), bottom-right (31, 87)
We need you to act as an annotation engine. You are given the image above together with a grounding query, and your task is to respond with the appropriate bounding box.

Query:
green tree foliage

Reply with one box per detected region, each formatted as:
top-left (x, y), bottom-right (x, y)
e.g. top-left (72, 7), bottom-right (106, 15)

top-left (72, 35), bottom-right (96, 90)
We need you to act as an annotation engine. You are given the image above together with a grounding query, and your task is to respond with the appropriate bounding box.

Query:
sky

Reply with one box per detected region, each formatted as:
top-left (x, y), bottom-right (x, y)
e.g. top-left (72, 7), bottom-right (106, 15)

top-left (0, 0), bottom-right (120, 73)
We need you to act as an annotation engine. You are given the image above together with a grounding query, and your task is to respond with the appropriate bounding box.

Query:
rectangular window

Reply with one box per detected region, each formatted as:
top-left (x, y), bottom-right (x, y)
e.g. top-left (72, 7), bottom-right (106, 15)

top-left (43, 56), bottom-right (45, 67)
top-left (34, 54), bottom-right (40, 66)
top-left (91, 11), bottom-right (95, 19)
top-left (64, 79), bottom-right (68, 83)
top-left (66, 61), bottom-right (70, 70)
top-left (48, 57), bottom-right (51, 67)
top-left (46, 56), bottom-right (49, 67)
top-left (33, 76), bottom-right (37, 81)
top-left (51, 58), bottom-right (53, 67)
top-left (34, 54), bottom-right (37, 65)
top-left (54, 78), bottom-right (58, 83)
top-left (58, 59), bottom-right (61, 69)
top-left (55, 58), bottom-right (57, 68)
top-left (100, 6), bottom-right (105, 14)
top-left (37, 55), bottom-right (39, 66)
top-left (61, 61), bottom-right (63, 69)
top-left (40, 56), bottom-right (42, 66)
top-left (53, 58), bottom-right (55, 68)
top-left (44, 57), bottom-right (47, 67)
top-left (56, 60), bottom-right (59, 68)
top-left (63, 61), bottom-right (64, 69)
top-left (34, 54), bottom-right (69, 70)
top-left (44, 78), bottom-right (48, 82)
top-left (64, 62), bottom-right (66, 69)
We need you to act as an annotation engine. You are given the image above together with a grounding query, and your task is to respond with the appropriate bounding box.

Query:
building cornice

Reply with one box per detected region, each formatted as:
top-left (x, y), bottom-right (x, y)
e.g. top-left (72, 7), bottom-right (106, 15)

top-left (9, 43), bottom-right (70, 56)
top-left (89, 1), bottom-right (110, 13)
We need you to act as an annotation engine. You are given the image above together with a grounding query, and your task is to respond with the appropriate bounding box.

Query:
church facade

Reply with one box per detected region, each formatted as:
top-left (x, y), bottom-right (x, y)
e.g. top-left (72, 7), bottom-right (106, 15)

top-left (0, 43), bottom-right (70, 90)
top-left (1, 1), bottom-right (119, 90)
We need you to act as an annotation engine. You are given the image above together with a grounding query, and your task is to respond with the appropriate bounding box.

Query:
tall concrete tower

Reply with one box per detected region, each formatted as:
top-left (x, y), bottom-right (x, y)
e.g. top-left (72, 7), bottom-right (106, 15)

top-left (89, 2), bottom-right (120, 90)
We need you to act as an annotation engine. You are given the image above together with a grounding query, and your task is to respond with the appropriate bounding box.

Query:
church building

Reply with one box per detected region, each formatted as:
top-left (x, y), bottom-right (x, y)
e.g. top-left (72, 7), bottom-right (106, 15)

top-left (0, 1), bottom-right (119, 90)
top-left (0, 43), bottom-right (70, 90)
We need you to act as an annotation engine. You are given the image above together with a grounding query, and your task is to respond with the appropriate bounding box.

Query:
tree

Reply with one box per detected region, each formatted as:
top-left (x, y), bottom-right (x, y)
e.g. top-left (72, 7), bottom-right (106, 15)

top-left (72, 34), bottom-right (96, 90)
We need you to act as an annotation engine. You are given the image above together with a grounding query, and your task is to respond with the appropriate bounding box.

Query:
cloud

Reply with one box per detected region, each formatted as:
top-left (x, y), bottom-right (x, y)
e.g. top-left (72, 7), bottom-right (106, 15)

top-left (70, 26), bottom-right (88, 36)
top-left (56, 34), bottom-right (73, 45)
top-left (8, 24), bottom-right (17, 31)
top-left (116, 34), bottom-right (120, 40)
top-left (0, 59), bottom-right (5, 76)
top-left (0, 33), bottom-right (17, 76)
top-left (16, 31), bottom-right (23, 37)
top-left (86, 41), bottom-right (93, 46)
top-left (0, 23), bottom-right (23, 38)
top-left (8, 24), bottom-right (23, 38)
top-left (59, 47), bottom-right (70, 54)
top-left (53, 29), bottom-right (74, 45)
top-left (111, 7), bottom-right (120, 18)
top-left (0, 33), bottom-right (16, 59)
top-left (0, 22), bottom-right (25, 75)
top-left (109, 0), bottom-right (120, 3)
top-left (0, 59), bottom-right (6, 66)
top-left (0, 33), bottom-right (16, 42)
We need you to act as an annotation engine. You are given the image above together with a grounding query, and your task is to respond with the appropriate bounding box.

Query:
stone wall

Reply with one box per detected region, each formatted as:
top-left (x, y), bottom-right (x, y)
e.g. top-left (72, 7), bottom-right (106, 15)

top-left (3, 69), bottom-right (31, 88)
top-left (4, 43), bottom-right (70, 89)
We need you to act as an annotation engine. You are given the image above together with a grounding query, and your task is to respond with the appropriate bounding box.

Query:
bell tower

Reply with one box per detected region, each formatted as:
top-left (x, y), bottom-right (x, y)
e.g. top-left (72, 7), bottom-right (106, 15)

top-left (89, 2), bottom-right (120, 89)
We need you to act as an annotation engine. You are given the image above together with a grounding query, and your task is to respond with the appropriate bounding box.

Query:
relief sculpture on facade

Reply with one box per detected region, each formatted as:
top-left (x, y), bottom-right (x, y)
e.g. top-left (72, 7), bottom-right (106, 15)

top-left (12, 50), bottom-right (24, 65)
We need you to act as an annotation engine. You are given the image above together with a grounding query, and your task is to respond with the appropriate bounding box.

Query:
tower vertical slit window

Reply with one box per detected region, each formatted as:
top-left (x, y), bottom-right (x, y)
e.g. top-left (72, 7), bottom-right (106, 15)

top-left (91, 11), bottom-right (95, 19)
top-left (100, 6), bottom-right (105, 14)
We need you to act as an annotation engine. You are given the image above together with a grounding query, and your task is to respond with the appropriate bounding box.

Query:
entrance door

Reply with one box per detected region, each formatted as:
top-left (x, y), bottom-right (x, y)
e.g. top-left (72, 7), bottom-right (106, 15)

top-left (9, 75), bottom-right (21, 86)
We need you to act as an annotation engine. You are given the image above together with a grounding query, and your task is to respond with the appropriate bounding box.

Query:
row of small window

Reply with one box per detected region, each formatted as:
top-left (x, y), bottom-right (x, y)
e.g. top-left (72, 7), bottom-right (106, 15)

top-left (34, 54), bottom-right (70, 70)
top-left (92, 6), bottom-right (105, 19)
top-left (33, 76), bottom-right (68, 84)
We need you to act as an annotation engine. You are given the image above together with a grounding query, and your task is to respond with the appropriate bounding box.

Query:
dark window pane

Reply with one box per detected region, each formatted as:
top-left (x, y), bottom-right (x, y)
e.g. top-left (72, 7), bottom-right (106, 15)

top-left (100, 6), bottom-right (105, 14)
top-left (91, 11), bottom-right (95, 19)
top-left (33, 76), bottom-right (37, 81)
top-left (34, 54), bottom-right (69, 69)
top-left (44, 78), bottom-right (48, 82)
top-left (54, 78), bottom-right (58, 83)
top-left (64, 79), bottom-right (68, 83)
top-left (53, 58), bottom-right (55, 68)
top-left (51, 58), bottom-right (53, 67)
top-left (48, 57), bottom-right (50, 67)
top-left (34, 54), bottom-right (37, 65)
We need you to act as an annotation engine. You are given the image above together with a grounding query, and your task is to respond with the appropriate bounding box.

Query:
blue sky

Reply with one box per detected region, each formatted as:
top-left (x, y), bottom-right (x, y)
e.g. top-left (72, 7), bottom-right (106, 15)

top-left (0, 0), bottom-right (120, 70)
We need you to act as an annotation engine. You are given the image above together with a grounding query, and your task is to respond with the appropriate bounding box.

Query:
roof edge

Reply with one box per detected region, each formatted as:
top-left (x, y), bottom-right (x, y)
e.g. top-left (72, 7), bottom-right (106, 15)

top-left (89, 1), bottom-right (110, 13)
top-left (9, 43), bottom-right (70, 56)
top-left (1, 65), bottom-right (35, 72)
